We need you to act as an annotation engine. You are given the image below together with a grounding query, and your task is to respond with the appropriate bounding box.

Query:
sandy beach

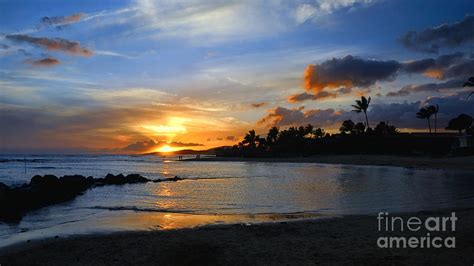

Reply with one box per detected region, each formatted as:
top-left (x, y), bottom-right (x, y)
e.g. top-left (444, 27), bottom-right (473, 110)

top-left (184, 155), bottom-right (474, 171)
top-left (1, 208), bottom-right (473, 265)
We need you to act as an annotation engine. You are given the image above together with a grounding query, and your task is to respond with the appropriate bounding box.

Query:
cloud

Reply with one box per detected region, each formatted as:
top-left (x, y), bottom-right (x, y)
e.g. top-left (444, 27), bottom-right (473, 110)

top-left (401, 52), bottom-right (466, 79)
top-left (295, 0), bottom-right (377, 24)
top-left (258, 106), bottom-right (348, 127)
top-left (132, 0), bottom-right (378, 44)
top-left (25, 57), bottom-right (60, 67)
top-left (288, 91), bottom-right (337, 103)
top-left (386, 79), bottom-right (465, 97)
top-left (250, 102), bottom-right (267, 108)
top-left (298, 53), bottom-right (472, 100)
top-left (0, 44), bottom-right (9, 49)
top-left (399, 15), bottom-right (474, 53)
top-left (121, 139), bottom-right (203, 152)
top-left (304, 56), bottom-right (401, 93)
top-left (6, 34), bottom-right (92, 56)
top-left (295, 4), bottom-right (317, 24)
top-left (226, 136), bottom-right (236, 141)
top-left (40, 13), bottom-right (84, 29)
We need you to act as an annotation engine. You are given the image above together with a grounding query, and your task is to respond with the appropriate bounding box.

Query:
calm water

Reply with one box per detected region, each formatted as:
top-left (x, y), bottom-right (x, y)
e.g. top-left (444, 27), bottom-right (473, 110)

top-left (1, 154), bottom-right (474, 247)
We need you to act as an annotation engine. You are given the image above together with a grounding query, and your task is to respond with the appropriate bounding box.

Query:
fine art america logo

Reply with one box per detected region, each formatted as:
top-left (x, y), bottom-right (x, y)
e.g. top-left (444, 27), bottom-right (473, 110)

top-left (377, 212), bottom-right (457, 248)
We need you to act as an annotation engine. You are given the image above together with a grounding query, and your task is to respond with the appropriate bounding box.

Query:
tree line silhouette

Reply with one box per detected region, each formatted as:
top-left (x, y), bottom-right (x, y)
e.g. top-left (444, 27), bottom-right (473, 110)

top-left (218, 77), bottom-right (474, 157)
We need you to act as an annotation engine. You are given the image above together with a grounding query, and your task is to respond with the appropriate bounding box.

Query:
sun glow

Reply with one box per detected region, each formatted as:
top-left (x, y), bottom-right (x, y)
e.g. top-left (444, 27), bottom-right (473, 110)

top-left (156, 144), bottom-right (181, 153)
top-left (142, 124), bottom-right (187, 136)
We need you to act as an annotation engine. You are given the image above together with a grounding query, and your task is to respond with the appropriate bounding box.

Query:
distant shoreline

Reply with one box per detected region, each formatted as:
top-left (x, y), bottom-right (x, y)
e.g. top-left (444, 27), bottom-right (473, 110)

top-left (1, 208), bottom-right (473, 264)
top-left (183, 155), bottom-right (474, 171)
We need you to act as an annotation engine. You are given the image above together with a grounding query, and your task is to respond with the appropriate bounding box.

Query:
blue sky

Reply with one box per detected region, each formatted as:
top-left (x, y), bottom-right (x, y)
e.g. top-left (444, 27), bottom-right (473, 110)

top-left (1, 0), bottom-right (474, 153)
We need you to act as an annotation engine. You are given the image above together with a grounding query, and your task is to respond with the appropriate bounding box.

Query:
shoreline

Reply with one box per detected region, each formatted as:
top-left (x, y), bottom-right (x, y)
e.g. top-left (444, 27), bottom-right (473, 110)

top-left (1, 208), bottom-right (473, 265)
top-left (183, 154), bottom-right (474, 171)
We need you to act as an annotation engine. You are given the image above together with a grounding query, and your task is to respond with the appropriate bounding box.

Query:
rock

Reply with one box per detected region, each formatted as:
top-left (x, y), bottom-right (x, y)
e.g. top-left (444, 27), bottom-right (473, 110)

top-left (125, 174), bottom-right (150, 183)
top-left (60, 175), bottom-right (90, 191)
top-left (30, 174), bottom-right (59, 188)
top-left (169, 176), bottom-right (182, 181)
top-left (104, 173), bottom-right (126, 185)
top-left (0, 173), bottom-right (154, 222)
top-left (159, 176), bottom-right (183, 182)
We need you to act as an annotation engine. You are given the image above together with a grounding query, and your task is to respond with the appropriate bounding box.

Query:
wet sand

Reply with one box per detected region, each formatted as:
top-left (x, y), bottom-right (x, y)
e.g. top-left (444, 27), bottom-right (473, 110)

top-left (1, 208), bottom-right (473, 265)
top-left (184, 155), bottom-right (474, 171)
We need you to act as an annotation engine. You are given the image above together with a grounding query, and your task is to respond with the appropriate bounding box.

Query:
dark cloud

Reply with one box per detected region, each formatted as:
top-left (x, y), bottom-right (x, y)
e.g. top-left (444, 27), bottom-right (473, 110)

top-left (304, 55), bottom-right (401, 93)
top-left (0, 43), bottom-right (9, 49)
top-left (288, 91), bottom-right (337, 103)
top-left (399, 15), bottom-right (474, 53)
top-left (301, 53), bottom-right (472, 98)
top-left (293, 52), bottom-right (472, 103)
top-left (216, 137), bottom-right (224, 141)
top-left (297, 55), bottom-right (401, 102)
top-left (387, 53), bottom-right (473, 97)
top-left (40, 13), bottom-right (84, 28)
top-left (250, 102), bottom-right (267, 108)
top-left (25, 57), bottom-right (60, 67)
top-left (386, 79), bottom-right (461, 97)
top-left (401, 52), bottom-right (466, 79)
top-left (6, 34), bottom-right (92, 56)
top-left (226, 136), bottom-right (236, 141)
top-left (443, 60), bottom-right (474, 79)
top-left (121, 140), bottom-right (203, 152)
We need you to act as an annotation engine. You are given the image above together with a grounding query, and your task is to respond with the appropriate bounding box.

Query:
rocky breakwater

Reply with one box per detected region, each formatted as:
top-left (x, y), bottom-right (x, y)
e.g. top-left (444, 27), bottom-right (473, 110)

top-left (0, 173), bottom-right (182, 222)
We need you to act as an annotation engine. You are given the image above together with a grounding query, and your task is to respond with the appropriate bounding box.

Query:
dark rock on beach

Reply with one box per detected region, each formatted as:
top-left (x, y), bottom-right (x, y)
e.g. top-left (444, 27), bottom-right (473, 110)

top-left (0, 173), bottom-right (158, 222)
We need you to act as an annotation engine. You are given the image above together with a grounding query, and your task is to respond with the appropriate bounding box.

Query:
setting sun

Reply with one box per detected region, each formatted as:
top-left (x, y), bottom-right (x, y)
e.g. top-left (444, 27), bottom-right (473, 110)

top-left (156, 144), bottom-right (179, 153)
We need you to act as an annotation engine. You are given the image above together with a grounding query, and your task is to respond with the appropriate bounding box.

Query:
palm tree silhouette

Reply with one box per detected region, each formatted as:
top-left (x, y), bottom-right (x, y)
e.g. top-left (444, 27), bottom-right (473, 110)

top-left (446, 114), bottom-right (473, 135)
top-left (416, 107), bottom-right (433, 133)
top-left (243, 130), bottom-right (259, 148)
top-left (464, 76), bottom-right (474, 99)
top-left (314, 128), bottom-right (325, 139)
top-left (352, 96), bottom-right (371, 129)
top-left (340, 120), bottom-right (355, 134)
top-left (305, 124), bottom-right (314, 138)
top-left (427, 105), bottom-right (439, 133)
top-left (266, 127), bottom-right (279, 146)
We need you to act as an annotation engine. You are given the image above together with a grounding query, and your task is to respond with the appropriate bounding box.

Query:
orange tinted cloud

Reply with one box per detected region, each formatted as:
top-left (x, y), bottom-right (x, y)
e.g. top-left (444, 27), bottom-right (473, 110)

top-left (423, 69), bottom-right (444, 79)
top-left (41, 13), bottom-right (84, 27)
top-left (26, 57), bottom-right (60, 67)
top-left (6, 34), bottom-right (92, 56)
top-left (250, 102), bottom-right (267, 108)
top-left (304, 64), bottom-right (353, 92)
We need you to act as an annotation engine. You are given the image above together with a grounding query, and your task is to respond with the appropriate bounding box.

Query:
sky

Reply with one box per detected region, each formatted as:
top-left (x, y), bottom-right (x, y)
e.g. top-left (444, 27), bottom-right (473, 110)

top-left (1, 0), bottom-right (474, 153)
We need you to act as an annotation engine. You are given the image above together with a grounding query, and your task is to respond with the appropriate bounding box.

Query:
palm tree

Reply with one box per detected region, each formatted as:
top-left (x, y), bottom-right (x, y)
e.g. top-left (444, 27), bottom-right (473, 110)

top-left (242, 130), bottom-right (259, 148)
top-left (427, 105), bottom-right (439, 133)
top-left (353, 122), bottom-right (366, 135)
top-left (266, 127), bottom-right (279, 146)
top-left (374, 121), bottom-right (398, 136)
top-left (314, 128), bottom-right (325, 139)
top-left (352, 96), bottom-right (371, 129)
top-left (416, 107), bottom-right (433, 133)
top-left (464, 76), bottom-right (474, 99)
top-left (305, 124), bottom-right (314, 138)
top-left (446, 114), bottom-right (473, 135)
top-left (340, 120), bottom-right (355, 134)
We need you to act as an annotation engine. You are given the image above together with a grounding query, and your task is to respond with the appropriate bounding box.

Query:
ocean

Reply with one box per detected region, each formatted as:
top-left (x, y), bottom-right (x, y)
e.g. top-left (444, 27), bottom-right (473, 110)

top-left (1, 154), bottom-right (474, 247)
